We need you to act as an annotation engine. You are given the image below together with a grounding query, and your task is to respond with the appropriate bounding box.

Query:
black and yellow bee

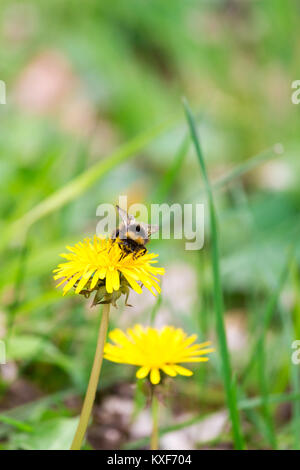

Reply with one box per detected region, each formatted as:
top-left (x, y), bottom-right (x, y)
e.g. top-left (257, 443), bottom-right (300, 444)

top-left (112, 205), bottom-right (159, 259)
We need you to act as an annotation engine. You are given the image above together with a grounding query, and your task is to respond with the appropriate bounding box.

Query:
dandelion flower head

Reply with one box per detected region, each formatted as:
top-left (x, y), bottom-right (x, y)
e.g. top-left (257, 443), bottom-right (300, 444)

top-left (53, 236), bottom-right (164, 305)
top-left (104, 325), bottom-right (214, 384)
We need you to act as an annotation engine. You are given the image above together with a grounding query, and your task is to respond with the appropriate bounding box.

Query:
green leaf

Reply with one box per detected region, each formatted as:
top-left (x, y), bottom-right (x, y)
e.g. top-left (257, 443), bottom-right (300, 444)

top-left (11, 417), bottom-right (79, 450)
top-left (6, 335), bottom-right (74, 374)
top-left (0, 415), bottom-right (33, 433)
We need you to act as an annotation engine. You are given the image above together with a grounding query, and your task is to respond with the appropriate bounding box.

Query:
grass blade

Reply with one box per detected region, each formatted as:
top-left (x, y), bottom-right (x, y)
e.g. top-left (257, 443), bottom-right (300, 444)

top-left (185, 145), bottom-right (284, 203)
top-left (257, 335), bottom-right (277, 448)
top-left (280, 261), bottom-right (300, 449)
top-left (213, 145), bottom-right (284, 190)
top-left (241, 248), bottom-right (293, 383)
top-left (6, 235), bottom-right (29, 338)
top-left (0, 415), bottom-right (33, 433)
top-left (183, 98), bottom-right (245, 449)
top-left (239, 391), bottom-right (300, 410)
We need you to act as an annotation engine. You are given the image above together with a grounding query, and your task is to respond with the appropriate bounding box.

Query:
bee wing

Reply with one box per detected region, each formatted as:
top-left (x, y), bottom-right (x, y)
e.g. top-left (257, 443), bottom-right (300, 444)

top-left (147, 224), bottom-right (159, 237)
top-left (116, 205), bottom-right (133, 227)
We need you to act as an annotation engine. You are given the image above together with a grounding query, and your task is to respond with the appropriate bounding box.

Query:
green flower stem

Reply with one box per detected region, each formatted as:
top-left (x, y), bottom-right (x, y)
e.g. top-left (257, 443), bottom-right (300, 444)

top-left (150, 393), bottom-right (159, 450)
top-left (70, 303), bottom-right (110, 450)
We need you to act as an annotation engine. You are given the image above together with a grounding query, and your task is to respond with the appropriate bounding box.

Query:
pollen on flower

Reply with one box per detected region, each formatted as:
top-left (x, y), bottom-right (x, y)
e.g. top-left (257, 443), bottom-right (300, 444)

top-left (53, 236), bottom-right (165, 306)
top-left (103, 325), bottom-right (214, 384)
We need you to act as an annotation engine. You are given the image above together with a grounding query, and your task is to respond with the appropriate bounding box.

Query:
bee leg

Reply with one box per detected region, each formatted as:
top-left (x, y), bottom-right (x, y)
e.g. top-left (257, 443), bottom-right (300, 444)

top-left (118, 243), bottom-right (126, 261)
top-left (135, 247), bottom-right (146, 258)
top-left (125, 246), bottom-right (132, 258)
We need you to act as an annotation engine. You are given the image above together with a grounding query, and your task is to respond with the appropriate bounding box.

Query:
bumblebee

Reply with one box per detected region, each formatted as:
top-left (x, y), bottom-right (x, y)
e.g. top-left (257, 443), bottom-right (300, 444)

top-left (112, 205), bottom-right (158, 258)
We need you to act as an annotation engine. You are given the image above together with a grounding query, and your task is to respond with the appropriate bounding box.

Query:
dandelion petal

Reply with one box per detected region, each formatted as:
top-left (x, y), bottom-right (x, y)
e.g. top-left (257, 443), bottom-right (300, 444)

top-left (150, 368), bottom-right (161, 384)
top-left (136, 366), bottom-right (150, 379)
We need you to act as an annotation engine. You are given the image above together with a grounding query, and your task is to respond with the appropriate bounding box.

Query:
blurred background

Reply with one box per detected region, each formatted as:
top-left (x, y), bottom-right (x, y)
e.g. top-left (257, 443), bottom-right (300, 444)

top-left (0, 0), bottom-right (300, 450)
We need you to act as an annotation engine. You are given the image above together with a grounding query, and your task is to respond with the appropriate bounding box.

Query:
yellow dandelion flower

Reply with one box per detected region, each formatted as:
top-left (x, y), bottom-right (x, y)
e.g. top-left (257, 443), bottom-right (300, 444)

top-left (53, 236), bottom-right (164, 305)
top-left (104, 325), bottom-right (214, 384)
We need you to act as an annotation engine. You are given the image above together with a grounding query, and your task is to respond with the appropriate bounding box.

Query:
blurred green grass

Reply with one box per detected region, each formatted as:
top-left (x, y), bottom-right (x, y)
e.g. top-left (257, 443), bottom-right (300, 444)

top-left (0, 0), bottom-right (300, 450)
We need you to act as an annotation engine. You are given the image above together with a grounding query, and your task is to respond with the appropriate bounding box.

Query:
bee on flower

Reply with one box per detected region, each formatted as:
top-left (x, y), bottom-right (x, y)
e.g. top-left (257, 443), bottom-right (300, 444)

top-left (53, 235), bottom-right (165, 307)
